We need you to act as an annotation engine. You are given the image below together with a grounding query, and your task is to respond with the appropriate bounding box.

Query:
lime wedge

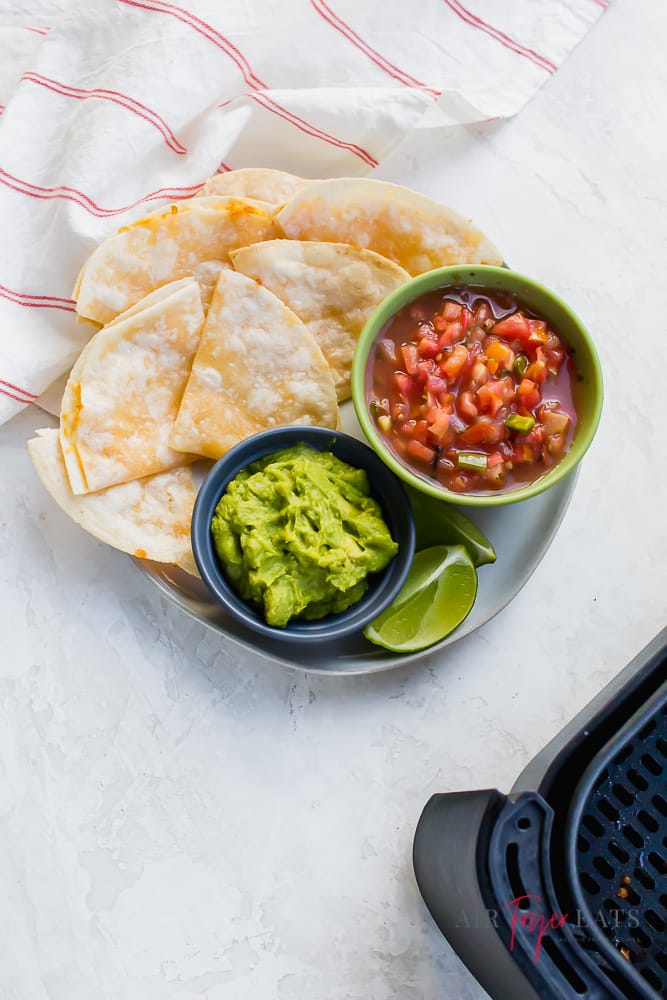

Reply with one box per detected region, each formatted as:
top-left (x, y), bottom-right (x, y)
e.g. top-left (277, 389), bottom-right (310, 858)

top-left (406, 488), bottom-right (496, 567)
top-left (363, 545), bottom-right (477, 652)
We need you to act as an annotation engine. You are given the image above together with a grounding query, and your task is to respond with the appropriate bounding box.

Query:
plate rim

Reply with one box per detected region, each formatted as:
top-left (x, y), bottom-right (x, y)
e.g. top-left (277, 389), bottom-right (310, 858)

top-left (137, 467), bottom-right (579, 677)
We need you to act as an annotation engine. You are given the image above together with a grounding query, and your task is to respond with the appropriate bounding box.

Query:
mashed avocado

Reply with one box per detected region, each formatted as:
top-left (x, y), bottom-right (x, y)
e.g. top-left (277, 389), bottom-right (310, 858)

top-left (211, 443), bottom-right (398, 627)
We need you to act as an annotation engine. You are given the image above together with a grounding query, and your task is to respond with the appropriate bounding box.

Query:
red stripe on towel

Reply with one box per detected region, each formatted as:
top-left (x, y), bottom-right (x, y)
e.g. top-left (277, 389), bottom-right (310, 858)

top-left (23, 72), bottom-right (187, 154)
top-left (0, 378), bottom-right (37, 400)
top-left (0, 166), bottom-right (204, 217)
top-left (0, 281), bottom-right (76, 313)
top-left (117, 0), bottom-right (378, 165)
top-left (252, 93), bottom-right (378, 166)
top-left (442, 0), bottom-right (556, 74)
top-left (0, 384), bottom-right (34, 403)
top-left (310, 0), bottom-right (440, 98)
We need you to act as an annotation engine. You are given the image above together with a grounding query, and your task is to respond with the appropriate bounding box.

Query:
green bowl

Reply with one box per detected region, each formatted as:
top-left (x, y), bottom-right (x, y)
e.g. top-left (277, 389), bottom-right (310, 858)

top-left (351, 265), bottom-right (604, 507)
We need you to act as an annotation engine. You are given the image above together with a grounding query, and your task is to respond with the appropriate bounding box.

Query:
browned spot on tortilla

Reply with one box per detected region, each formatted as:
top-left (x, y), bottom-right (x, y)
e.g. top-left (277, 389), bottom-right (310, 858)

top-left (226, 197), bottom-right (265, 218)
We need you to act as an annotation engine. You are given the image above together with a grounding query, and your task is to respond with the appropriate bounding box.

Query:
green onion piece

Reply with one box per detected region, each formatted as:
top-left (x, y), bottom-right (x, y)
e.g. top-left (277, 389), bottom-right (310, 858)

top-left (456, 451), bottom-right (488, 471)
top-left (505, 413), bottom-right (535, 434)
top-left (513, 354), bottom-right (528, 377)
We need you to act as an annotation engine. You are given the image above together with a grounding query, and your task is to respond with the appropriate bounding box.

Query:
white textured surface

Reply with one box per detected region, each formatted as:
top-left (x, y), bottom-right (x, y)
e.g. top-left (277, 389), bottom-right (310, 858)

top-left (2, 2), bottom-right (667, 997)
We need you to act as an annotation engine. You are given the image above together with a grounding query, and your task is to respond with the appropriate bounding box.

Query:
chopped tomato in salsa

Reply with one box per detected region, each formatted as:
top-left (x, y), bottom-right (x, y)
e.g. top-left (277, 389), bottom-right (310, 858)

top-left (366, 287), bottom-right (578, 494)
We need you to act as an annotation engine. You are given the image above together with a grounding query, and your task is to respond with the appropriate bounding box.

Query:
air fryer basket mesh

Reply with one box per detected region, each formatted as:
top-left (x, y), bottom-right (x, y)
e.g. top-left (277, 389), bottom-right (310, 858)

top-left (570, 695), bottom-right (667, 996)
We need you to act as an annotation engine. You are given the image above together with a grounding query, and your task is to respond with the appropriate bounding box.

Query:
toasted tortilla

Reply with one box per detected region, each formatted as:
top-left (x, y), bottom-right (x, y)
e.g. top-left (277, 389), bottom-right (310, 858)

top-left (230, 240), bottom-right (409, 400)
top-left (193, 260), bottom-right (230, 309)
top-left (99, 264), bottom-right (230, 314)
top-left (170, 270), bottom-right (338, 460)
top-left (198, 168), bottom-right (311, 206)
top-left (75, 196), bottom-right (280, 324)
top-left (276, 178), bottom-right (503, 275)
top-left (28, 428), bottom-right (197, 567)
top-left (60, 278), bottom-right (205, 494)
top-left (102, 276), bottom-right (195, 327)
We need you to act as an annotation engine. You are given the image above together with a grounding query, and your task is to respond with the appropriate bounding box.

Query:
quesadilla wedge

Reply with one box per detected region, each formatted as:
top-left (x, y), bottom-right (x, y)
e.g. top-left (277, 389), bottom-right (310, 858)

top-left (29, 428), bottom-right (197, 567)
top-left (75, 196), bottom-right (280, 324)
top-left (193, 260), bottom-right (230, 309)
top-left (276, 178), bottom-right (503, 275)
top-left (102, 276), bottom-right (194, 326)
top-left (230, 240), bottom-right (409, 400)
top-left (198, 167), bottom-right (311, 206)
top-left (60, 278), bottom-right (205, 494)
top-left (170, 269), bottom-right (338, 460)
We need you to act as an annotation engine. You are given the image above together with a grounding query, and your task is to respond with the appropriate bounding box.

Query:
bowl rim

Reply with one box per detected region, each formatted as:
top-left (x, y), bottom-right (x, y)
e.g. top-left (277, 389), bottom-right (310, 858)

top-left (190, 425), bottom-right (416, 642)
top-left (351, 264), bottom-right (604, 507)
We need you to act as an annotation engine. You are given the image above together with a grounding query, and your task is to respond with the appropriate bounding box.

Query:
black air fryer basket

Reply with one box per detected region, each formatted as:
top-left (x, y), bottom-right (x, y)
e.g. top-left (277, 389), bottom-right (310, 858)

top-left (413, 628), bottom-right (667, 1000)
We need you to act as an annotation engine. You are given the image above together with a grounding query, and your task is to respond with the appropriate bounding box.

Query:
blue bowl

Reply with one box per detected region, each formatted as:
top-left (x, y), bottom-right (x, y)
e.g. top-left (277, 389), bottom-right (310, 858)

top-left (191, 426), bottom-right (416, 643)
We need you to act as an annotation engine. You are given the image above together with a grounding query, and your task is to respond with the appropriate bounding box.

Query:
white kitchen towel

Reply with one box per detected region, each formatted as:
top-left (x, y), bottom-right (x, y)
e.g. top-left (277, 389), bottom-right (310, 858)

top-left (0, 0), bottom-right (609, 424)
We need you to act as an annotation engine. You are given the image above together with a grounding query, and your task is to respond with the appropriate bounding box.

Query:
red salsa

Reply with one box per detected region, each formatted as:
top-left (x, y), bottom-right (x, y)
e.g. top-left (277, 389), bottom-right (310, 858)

top-left (366, 286), bottom-right (579, 494)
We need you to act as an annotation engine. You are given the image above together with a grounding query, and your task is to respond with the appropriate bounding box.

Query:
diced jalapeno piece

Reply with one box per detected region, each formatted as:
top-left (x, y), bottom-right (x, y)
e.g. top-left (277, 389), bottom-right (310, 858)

top-left (456, 451), bottom-right (488, 471)
top-left (513, 354), bottom-right (528, 377)
top-left (505, 413), bottom-right (535, 434)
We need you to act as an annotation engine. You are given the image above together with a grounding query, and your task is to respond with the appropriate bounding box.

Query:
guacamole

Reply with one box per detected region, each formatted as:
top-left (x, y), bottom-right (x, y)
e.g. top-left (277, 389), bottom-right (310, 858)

top-left (211, 444), bottom-right (398, 627)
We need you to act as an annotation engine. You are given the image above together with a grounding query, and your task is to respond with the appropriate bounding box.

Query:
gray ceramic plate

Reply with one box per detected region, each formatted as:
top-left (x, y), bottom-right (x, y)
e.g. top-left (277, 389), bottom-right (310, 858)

top-left (136, 403), bottom-right (577, 675)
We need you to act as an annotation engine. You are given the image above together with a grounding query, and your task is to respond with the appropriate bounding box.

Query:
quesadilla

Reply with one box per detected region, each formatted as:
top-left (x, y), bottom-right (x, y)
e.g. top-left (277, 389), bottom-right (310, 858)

top-left (75, 196), bottom-right (280, 324)
top-left (198, 167), bottom-right (311, 206)
top-left (29, 428), bottom-right (197, 568)
top-left (231, 240), bottom-right (409, 400)
top-left (170, 269), bottom-right (338, 459)
top-left (61, 278), bottom-right (205, 494)
top-left (276, 178), bottom-right (503, 275)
